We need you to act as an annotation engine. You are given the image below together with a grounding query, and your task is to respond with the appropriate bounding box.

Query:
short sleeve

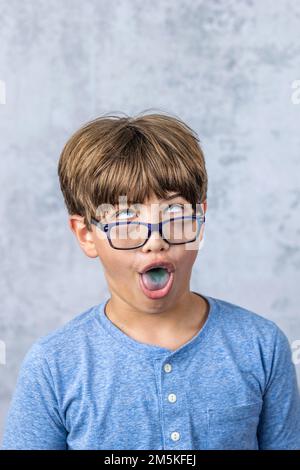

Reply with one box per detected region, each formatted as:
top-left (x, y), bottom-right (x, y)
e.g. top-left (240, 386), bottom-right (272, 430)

top-left (1, 342), bottom-right (67, 450)
top-left (257, 326), bottom-right (300, 449)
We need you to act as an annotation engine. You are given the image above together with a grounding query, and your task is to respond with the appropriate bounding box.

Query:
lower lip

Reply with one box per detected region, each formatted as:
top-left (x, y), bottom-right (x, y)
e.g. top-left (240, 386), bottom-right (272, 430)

top-left (138, 271), bottom-right (174, 300)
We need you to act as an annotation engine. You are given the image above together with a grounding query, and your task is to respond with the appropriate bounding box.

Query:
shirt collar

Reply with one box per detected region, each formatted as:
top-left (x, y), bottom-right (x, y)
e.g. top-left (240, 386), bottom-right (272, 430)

top-left (96, 292), bottom-right (218, 359)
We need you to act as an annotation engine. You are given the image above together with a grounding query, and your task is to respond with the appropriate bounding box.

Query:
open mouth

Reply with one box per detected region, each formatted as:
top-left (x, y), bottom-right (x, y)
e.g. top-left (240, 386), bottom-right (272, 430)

top-left (140, 266), bottom-right (170, 290)
top-left (138, 266), bottom-right (175, 299)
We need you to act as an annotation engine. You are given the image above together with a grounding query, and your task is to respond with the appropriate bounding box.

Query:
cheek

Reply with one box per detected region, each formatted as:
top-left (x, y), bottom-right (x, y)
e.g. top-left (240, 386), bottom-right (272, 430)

top-left (94, 238), bottom-right (132, 273)
top-left (180, 252), bottom-right (198, 272)
top-left (101, 252), bottom-right (133, 275)
top-left (172, 245), bottom-right (198, 273)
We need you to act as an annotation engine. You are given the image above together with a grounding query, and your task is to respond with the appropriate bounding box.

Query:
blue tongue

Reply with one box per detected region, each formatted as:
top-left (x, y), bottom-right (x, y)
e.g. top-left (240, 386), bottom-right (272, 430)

top-left (141, 267), bottom-right (170, 290)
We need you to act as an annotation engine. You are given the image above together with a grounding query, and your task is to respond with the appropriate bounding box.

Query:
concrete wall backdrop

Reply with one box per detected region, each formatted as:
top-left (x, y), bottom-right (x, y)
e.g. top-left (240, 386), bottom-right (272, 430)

top-left (1, 0), bottom-right (300, 440)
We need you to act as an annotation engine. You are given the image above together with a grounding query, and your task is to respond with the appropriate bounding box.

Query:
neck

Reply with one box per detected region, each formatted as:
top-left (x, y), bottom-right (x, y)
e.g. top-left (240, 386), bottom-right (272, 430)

top-left (104, 291), bottom-right (209, 350)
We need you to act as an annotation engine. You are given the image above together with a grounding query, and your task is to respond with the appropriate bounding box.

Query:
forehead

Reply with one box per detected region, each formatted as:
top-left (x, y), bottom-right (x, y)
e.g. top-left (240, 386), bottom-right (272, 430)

top-left (99, 192), bottom-right (195, 221)
top-left (107, 192), bottom-right (186, 213)
top-left (141, 191), bottom-right (186, 205)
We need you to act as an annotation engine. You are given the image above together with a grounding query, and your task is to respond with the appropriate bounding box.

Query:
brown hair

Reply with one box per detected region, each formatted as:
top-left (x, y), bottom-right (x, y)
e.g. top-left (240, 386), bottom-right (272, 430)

top-left (57, 110), bottom-right (208, 231)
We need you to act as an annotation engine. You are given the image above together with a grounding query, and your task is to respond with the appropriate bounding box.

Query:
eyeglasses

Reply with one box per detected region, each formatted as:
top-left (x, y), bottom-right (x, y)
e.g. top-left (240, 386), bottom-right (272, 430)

top-left (90, 214), bottom-right (206, 250)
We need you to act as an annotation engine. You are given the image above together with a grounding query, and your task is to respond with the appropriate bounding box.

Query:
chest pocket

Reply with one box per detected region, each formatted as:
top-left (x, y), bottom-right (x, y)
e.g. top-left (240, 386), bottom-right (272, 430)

top-left (206, 402), bottom-right (262, 450)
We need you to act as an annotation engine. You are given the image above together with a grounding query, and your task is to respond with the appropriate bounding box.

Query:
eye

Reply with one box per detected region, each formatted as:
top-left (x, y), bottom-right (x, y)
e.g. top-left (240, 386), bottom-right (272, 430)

top-left (115, 208), bottom-right (137, 219)
top-left (166, 203), bottom-right (184, 213)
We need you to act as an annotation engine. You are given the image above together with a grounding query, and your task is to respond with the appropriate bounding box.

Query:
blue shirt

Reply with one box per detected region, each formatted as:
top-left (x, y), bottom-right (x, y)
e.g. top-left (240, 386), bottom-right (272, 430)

top-left (2, 293), bottom-right (300, 450)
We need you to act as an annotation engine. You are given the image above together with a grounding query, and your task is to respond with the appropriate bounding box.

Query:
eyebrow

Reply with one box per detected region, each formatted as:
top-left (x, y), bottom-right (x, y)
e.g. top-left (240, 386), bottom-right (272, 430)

top-left (110, 193), bottom-right (184, 214)
top-left (162, 193), bottom-right (184, 201)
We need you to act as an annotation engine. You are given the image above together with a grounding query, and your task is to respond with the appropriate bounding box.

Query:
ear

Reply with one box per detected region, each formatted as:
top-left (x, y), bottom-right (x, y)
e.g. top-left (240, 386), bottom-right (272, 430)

top-left (68, 215), bottom-right (98, 258)
top-left (198, 199), bottom-right (207, 243)
top-left (202, 199), bottom-right (208, 214)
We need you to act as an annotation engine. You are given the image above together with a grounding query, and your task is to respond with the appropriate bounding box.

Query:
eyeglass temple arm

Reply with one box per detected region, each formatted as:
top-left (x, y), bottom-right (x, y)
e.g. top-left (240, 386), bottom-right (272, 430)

top-left (90, 214), bottom-right (205, 230)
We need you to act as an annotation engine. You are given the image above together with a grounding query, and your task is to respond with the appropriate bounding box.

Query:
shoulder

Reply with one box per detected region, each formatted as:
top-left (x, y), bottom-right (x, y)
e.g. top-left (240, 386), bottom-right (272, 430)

top-left (22, 302), bottom-right (105, 367)
top-left (209, 295), bottom-right (291, 357)
top-left (211, 295), bottom-right (281, 334)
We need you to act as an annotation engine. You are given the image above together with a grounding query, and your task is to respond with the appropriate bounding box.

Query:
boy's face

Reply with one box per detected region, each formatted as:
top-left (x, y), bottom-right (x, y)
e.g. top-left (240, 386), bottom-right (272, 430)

top-left (69, 192), bottom-right (207, 314)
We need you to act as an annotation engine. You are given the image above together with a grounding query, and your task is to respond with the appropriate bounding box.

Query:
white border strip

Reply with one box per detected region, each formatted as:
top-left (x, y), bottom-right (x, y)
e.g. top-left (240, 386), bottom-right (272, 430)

top-left (0, 80), bottom-right (6, 104)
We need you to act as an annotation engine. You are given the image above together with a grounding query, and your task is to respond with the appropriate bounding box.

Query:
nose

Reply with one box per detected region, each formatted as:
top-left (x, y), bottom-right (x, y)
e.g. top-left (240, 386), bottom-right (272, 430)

top-left (140, 222), bottom-right (170, 252)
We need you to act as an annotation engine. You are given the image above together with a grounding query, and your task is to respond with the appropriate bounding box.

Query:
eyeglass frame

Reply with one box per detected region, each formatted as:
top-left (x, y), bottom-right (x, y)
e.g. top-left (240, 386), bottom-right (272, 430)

top-left (90, 214), bottom-right (206, 250)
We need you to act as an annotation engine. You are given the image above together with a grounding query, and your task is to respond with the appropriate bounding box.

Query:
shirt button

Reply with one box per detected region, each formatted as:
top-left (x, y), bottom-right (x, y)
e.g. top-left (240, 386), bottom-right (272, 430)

top-left (164, 363), bottom-right (172, 373)
top-left (168, 393), bottom-right (177, 403)
top-left (171, 431), bottom-right (180, 441)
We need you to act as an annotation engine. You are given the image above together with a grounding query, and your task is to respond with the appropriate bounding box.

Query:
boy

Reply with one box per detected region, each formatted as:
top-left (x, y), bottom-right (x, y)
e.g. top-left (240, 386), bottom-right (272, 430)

top-left (2, 112), bottom-right (300, 450)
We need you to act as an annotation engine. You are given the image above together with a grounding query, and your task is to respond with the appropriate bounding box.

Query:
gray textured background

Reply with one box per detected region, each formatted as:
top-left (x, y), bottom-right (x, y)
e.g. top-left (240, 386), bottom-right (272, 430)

top-left (1, 0), bottom-right (300, 440)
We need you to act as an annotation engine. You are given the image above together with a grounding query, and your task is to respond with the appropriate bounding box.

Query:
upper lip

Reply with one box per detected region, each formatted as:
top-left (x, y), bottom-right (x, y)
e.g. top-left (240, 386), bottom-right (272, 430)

top-left (139, 260), bottom-right (176, 274)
